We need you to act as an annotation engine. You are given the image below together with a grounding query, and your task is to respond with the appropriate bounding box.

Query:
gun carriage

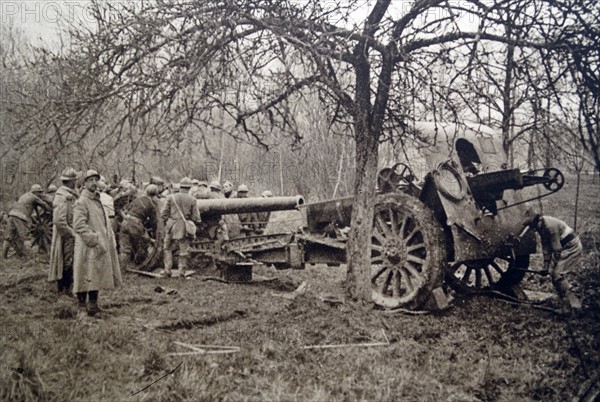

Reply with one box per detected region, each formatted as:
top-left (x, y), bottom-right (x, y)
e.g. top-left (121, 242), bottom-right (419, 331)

top-left (29, 122), bottom-right (563, 310)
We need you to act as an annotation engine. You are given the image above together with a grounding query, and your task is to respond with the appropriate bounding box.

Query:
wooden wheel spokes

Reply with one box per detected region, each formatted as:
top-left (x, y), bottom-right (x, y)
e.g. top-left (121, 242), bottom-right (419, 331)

top-left (370, 193), bottom-right (447, 310)
top-left (371, 206), bottom-right (428, 307)
top-left (30, 210), bottom-right (52, 251)
top-left (450, 258), bottom-right (511, 291)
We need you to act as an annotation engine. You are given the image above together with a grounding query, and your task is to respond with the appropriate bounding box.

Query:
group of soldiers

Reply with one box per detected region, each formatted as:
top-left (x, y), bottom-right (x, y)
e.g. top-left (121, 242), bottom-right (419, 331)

top-left (150, 177), bottom-right (274, 276)
top-left (0, 168), bottom-right (276, 316)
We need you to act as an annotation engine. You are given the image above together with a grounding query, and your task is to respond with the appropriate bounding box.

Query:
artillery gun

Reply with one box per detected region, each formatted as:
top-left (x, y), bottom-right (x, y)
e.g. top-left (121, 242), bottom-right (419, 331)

top-left (109, 122), bottom-right (565, 311)
top-left (301, 122), bottom-right (565, 308)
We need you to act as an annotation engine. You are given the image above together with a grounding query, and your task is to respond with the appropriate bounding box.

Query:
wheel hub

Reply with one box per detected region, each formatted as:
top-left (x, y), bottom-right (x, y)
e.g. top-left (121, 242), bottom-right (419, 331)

top-left (383, 240), bottom-right (406, 265)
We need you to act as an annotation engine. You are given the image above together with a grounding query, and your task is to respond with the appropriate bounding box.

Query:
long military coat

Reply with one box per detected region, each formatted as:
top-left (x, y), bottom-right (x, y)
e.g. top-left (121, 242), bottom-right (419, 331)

top-left (72, 189), bottom-right (122, 293)
top-left (48, 186), bottom-right (78, 282)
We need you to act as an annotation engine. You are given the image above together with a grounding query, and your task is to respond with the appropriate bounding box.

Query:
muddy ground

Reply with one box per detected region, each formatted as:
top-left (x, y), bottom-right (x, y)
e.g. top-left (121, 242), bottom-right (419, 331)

top-left (1, 175), bottom-right (599, 401)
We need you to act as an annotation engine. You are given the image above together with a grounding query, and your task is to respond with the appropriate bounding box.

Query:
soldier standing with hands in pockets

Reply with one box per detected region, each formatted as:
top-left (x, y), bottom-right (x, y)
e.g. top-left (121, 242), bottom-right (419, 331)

top-left (72, 170), bottom-right (122, 317)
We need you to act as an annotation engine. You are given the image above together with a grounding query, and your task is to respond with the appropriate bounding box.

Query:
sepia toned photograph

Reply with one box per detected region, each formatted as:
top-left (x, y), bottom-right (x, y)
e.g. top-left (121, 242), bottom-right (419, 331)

top-left (1, 1), bottom-right (598, 400)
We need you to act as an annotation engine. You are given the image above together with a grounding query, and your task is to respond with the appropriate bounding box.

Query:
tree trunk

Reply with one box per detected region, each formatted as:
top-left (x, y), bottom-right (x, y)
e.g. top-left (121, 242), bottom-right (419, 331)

top-left (345, 0), bottom-right (393, 304)
top-left (345, 116), bottom-right (379, 304)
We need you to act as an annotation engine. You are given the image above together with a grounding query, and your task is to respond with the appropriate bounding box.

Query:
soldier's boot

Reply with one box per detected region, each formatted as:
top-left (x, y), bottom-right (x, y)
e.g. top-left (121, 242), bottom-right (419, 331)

top-left (87, 291), bottom-right (100, 316)
top-left (119, 253), bottom-right (133, 272)
top-left (1, 240), bottom-right (9, 259)
top-left (554, 278), bottom-right (582, 311)
top-left (14, 240), bottom-right (28, 258)
top-left (63, 266), bottom-right (74, 294)
top-left (564, 291), bottom-right (582, 310)
top-left (163, 250), bottom-right (173, 277)
top-left (177, 256), bottom-right (188, 278)
top-left (76, 292), bottom-right (87, 319)
top-left (57, 272), bottom-right (73, 295)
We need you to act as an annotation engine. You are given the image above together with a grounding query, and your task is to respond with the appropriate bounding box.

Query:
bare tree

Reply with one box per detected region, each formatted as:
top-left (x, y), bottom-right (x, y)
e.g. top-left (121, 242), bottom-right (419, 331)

top-left (12, 0), bottom-right (592, 303)
top-left (531, 0), bottom-right (600, 173)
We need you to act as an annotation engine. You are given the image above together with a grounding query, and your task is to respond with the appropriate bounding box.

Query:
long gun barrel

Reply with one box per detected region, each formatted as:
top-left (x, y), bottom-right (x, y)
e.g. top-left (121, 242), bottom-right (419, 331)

top-left (197, 196), bottom-right (305, 214)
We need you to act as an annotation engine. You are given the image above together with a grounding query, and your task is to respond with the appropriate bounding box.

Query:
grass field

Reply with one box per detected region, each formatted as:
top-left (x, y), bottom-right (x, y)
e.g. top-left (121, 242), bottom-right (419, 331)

top-left (1, 175), bottom-right (599, 401)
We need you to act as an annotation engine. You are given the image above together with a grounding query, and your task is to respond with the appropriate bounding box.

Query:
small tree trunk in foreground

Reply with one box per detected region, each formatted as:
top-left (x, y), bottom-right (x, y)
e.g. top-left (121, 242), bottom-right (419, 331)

top-left (345, 114), bottom-right (379, 304)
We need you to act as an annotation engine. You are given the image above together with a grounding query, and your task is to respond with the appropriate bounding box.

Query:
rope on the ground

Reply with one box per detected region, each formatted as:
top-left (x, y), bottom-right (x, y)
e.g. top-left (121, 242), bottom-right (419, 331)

top-left (381, 308), bottom-right (431, 316)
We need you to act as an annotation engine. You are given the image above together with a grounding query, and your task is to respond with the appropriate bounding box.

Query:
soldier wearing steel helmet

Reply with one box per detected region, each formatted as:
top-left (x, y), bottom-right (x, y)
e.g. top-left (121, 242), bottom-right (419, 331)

top-left (201, 181), bottom-right (229, 241)
top-left (208, 180), bottom-right (223, 198)
top-left (49, 167), bottom-right (79, 294)
top-left (236, 184), bottom-right (256, 237)
top-left (255, 190), bottom-right (273, 235)
top-left (119, 184), bottom-right (161, 271)
top-left (192, 180), bottom-right (210, 199)
top-left (161, 177), bottom-right (201, 277)
top-left (72, 169), bottom-right (122, 317)
top-left (221, 181), bottom-right (240, 237)
top-left (2, 183), bottom-right (52, 258)
top-left (38, 184), bottom-right (59, 253)
top-left (223, 180), bottom-right (235, 199)
top-left (150, 176), bottom-right (166, 198)
top-left (190, 179), bottom-right (200, 197)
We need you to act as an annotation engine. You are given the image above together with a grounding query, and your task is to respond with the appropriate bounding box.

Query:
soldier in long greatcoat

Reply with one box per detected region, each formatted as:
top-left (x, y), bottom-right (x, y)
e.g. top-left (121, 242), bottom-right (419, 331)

top-left (48, 168), bottom-right (79, 294)
top-left (72, 170), bottom-right (122, 316)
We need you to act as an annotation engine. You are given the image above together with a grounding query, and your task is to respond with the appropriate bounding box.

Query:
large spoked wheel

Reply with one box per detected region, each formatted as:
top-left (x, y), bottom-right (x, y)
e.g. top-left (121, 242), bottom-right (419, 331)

top-left (30, 209), bottom-right (52, 252)
top-left (137, 199), bottom-right (166, 271)
top-left (371, 193), bottom-right (447, 310)
top-left (446, 255), bottom-right (529, 293)
top-left (135, 223), bottom-right (164, 271)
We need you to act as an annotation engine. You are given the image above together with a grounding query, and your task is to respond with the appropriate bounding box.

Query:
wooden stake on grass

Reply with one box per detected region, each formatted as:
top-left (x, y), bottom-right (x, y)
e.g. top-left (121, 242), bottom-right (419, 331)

top-left (302, 329), bottom-right (390, 350)
top-left (167, 341), bottom-right (240, 356)
top-left (301, 342), bottom-right (389, 350)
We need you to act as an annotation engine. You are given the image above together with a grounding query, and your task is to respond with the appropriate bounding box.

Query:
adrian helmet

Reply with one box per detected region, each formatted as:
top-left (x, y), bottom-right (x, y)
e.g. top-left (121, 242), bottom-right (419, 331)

top-left (60, 167), bottom-right (79, 181)
top-left (209, 181), bottom-right (222, 191)
top-left (180, 177), bottom-right (193, 188)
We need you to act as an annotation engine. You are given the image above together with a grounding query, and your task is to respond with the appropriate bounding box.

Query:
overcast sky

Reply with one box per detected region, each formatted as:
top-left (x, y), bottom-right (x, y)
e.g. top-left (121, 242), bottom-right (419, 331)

top-left (2, 0), bottom-right (481, 49)
top-left (1, 0), bottom-right (93, 47)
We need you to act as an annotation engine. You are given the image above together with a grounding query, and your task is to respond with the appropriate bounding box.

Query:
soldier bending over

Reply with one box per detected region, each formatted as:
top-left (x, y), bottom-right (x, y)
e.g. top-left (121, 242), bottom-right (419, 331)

top-left (119, 184), bottom-right (160, 270)
top-left (3, 184), bottom-right (52, 258)
top-left (531, 214), bottom-right (583, 311)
